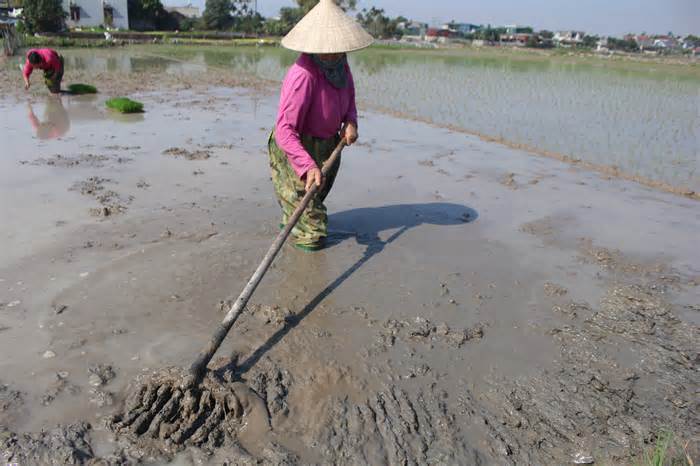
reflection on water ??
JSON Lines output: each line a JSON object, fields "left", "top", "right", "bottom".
{"left": 18, "top": 46, "right": 700, "bottom": 189}
{"left": 28, "top": 97, "right": 70, "bottom": 140}
{"left": 24, "top": 94, "right": 144, "bottom": 139}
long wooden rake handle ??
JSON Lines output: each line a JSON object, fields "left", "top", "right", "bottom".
{"left": 188, "top": 140, "right": 346, "bottom": 382}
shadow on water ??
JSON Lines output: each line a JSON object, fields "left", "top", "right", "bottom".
{"left": 235, "top": 202, "right": 478, "bottom": 374}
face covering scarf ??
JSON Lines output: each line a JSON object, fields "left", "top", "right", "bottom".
{"left": 310, "top": 54, "right": 348, "bottom": 89}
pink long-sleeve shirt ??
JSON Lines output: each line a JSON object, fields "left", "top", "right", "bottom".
{"left": 23, "top": 48, "right": 62, "bottom": 80}
{"left": 275, "top": 53, "right": 358, "bottom": 179}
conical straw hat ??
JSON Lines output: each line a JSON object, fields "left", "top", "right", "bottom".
{"left": 281, "top": 0, "right": 374, "bottom": 54}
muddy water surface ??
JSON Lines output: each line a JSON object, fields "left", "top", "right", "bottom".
{"left": 42, "top": 46, "right": 700, "bottom": 191}
{"left": 0, "top": 51, "right": 698, "bottom": 464}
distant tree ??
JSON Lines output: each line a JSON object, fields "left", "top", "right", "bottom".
{"left": 21, "top": 0, "right": 66, "bottom": 33}
{"left": 232, "top": 11, "right": 264, "bottom": 34}
{"left": 520, "top": 26, "right": 533, "bottom": 34}
{"left": 684, "top": 35, "right": 700, "bottom": 47}
{"left": 526, "top": 35, "right": 539, "bottom": 48}
{"left": 608, "top": 37, "right": 639, "bottom": 52}
{"left": 582, "top": 35, "right": 599, "bottom": 48}
{"left": 178, "top": 16, "right": 199, "bottom": 31}
{"left": 539, "top": 30, "right": 554, "bottom": 39}
{"left": 297, "top": 0, "right": 356, "bottom": 13}
{"left": 265, "top": 0, "right": 357, "bottom": 36}
{"left": 128, "top": 0, "right": 171, "bottom": 30}
{"left": 356, "top": 7, "right": 394, "bottom": 38}
{"left": 263, "top": 6, "right": 302, "bottom": 36}
{"left": 203, "top": 0, "right": 233, "bottom": 29}
{"left": 475, "top": 27, "right": 502, "bottom": 42}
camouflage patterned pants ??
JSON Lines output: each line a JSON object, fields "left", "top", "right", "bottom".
{"left": 268, "top": 131, "right": 342, "bottom": 247}
{"left": 43, "top": 55, "right": 64, "bottom": 94}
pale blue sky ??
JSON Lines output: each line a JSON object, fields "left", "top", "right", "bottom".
{"left": 165, "top": 0, "right": 700, "bottom": 36}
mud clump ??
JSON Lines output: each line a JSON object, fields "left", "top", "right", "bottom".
{"left": 41, "top": 373, "right": 82, "bottom": 406}
{"left": 23, "top": 153, "right": 111, "bottom": 168}
{"left": 544, "top": 281, "right": 568, "bottom": 297}
{"left": 70, "top": 177, "right": 133, "bottom": 217}
{"left": 373, "top": 317, "right": 484, "bottom": 352}
{"left": 88, "top": 364, "right": 116, "bottom": 387}
{"left": 500, "top": 172, "right": 519, "bottom": 189}
{"left": 1, "top": 422, "right": 95, "bottom": 465}
{"left": 162, "top": 147, "right": 212, "bottom": 161}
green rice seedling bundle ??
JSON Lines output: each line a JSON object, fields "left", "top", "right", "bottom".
{"left": 67, "top": 83, "right": 98, "bottom": 94}
{"left": 105, "top": 97, "right": 144, "bottom": 114}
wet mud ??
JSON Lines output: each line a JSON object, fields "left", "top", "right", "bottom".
{"left": 1, "top": 52, "right": 698, "bottom": 465}
{"left": 162, "top": 147, "right": 212, "bottom": 161}
{"left": 2, "top": 422, "right": 96, "bottom": 465}
{"left": 70, "top": 177, "right": 133, "bottom": 217}
{"left": 460, "top": 238, "right": 700, "bottom": 465}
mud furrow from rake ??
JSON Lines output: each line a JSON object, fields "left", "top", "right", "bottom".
{"left": 137, "top": 385, "right": 175, "bottom": 435}
{"left": 119, "top": 384, "right": 159, "bottom": 426}
{"left": 171, "top": 390, "right": 214, "bottom": 444}
{"left": 190, "top": 403, "right": 224, "bottom": 445}
{"left": 146, "top": 389, "right": 183, "bottom": 438}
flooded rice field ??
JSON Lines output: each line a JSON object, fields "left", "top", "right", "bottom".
{"left": 16, "top": 45, "right": 698, "bottom": 192}
{"left": 0, "top": 47, "right": 698, "bottom": 464}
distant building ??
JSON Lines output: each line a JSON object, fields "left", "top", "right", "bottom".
{"left": 505, "top": 24, "right": 532, "bottom": 35}
{"left": 398, "top": 21, "right": 428, "bottom": 41}
{"left": 652, "top": 36, "right": 679, "bottom": 50}
{"left": 596, "top": 36, "right": 610, "bottom": 53}
{"left": 442, "top": 22, "right": 480, "bottom": 36}
{"left": 425, "top": 27, "right": 455, "bottom": 43}
{"left": 628, "top": 34, "right": 680, "bottom": 51}
{"left": 500, "top": 25, "right": 534, "bottom": 44}
{"left": 626, "top": 34, "right": 653, "bottom": 50}
{"left": 63, "top": 0, "right": 129, "bottom": 29}
{"left": 164, "top": 4, "right": 200, "bottom": 18}
{"left": 553, "top": 30, "right": 585, "bottom": 46}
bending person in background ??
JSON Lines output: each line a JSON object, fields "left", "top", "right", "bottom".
{"left": 268, "top": 0, "right": 373, "bottom": 252}
{"left": 22, "top": 48, "right": 64, "bottom": 95}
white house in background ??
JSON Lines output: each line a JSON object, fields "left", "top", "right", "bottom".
{"left": 164, "top": 4, "right": 200, "bottom": 18}
{"left": 596, "top": 36, "right": 609, "bottom": 52}
{"left": 63, "top": 0, "right": 129, "bottom": 30}
{"left": 553, "top": 30, "right": 585, "bottom": 46}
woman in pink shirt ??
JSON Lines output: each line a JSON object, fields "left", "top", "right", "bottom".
{"left": 22, "top": 48, "right": 64, "bottom": 95}
{"left": 268, "top": 0, "right": 373, "bottom": 251}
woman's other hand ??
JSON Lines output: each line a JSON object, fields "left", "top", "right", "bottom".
{"left": 305, "top": 167, "right": 323, "bottom": 192}
{"left": 341, "top": 122, "right": 358, "bottom": 146}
